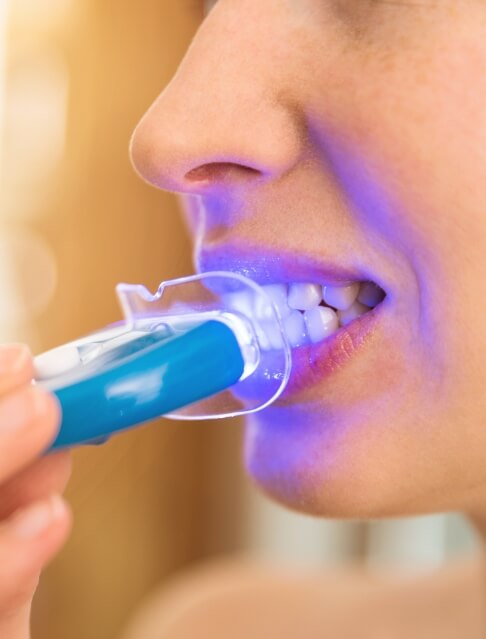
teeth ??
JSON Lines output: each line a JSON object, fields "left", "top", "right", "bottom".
{"left": 283, "top": 310, "right": 308, "bottom": 347}
{"left": 224, "top": 291, "right": 273, "bottom": 350}
{"left": 253, "top": 321, "right": 272, "bottom": 351}
{"left": 261, "top": 284, "right": 292, "bottom": 319}
{"left": 260, "top": 320, "right": 286, "bottom": 350}
{"left": 357, "top": 282, "right": 385, "bottom": 308}
{"left": 322, "top": 282, "right": 360, "bottom": 311}
{"left": 224, "top": 290, "right": 254, "bottom": 317}
{"left": 304, "top": 307, "right": 339, "bottom": 343}
{"left": 337, "top": 300, "right": 370, "bottom": 327}
{"left": 288, "top": 283, "right": 322, "bottom": 311}
{"left": 224, "top": 279, "right": 384, "bottom": 351}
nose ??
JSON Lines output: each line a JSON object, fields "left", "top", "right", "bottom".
{"left": 129, "top": 7, "right": 304, "bottom": 195}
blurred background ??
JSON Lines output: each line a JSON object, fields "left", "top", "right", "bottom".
{"left": 0, "top": 1, "right": 480, "bottom": 637}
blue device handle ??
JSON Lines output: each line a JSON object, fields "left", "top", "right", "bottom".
{"left": 48, "top": 320, "right": 245, "bottom": 450}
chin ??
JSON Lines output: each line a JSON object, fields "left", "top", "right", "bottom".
{"left": 243, "top": 402, "right": 459, "bottom": 520}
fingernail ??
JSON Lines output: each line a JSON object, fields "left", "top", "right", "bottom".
{"left": 0, "top": 386, "right": 47, "bottom": 432}
{"left": 0, "top": 344, "right": 30, "bottom": 375}
{"left": 9, "top": 495, "right": 66, "bottom": 539}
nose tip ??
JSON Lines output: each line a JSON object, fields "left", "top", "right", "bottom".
{"left": 130, "top": 107, "right": 301, "bottom": 195}
{"left": 130, "top": 80, "right": 304, "bottom": 196}
{"left": 129, "top": 5, "right": 305, "bottom": 196}
{"left": 129, "top": 118, "right": 197, "bottom": 192}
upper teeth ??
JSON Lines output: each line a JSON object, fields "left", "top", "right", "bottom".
{"left": 322, "top": 282, "right": 360, "bottom": 311}
{"left": 225, "top": 281, "right": 384, "bottom": 350}
{"left": 288, "top": 283, "right": 323, "bottom": 311}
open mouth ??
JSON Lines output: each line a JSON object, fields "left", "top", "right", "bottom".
{"left": 224, "top": 279, "right": 386, "bottom": 351}
{"left": 197, "top": 247, "right": 389, "bottom": 400}
{"left": 258, "top": 280, "right": 385, "bottom": 349}
{"left": 221, "top": 275, "right": 387, "bottom": 403}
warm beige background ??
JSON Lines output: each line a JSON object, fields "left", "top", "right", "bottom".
{"left": 0, "top": 2, "right": 245, "bottom": 638}
{"left": 0, "top": 2, "right": 478, "bottom": 638}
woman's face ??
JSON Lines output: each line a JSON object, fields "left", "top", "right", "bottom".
{"left": 130, "top": 1, "right": 486, "bottom": 518}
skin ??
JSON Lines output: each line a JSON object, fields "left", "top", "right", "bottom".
{"left": 127, "top": 0, "right": 486, "bottom": 634}
{"left": 0, "top": 345, "right": 71, "bottom": 639}
{"left": 3, "top": 0, "right": 486, "bottom": 635}
{"left": 130, "top": 0, "right": 486, "bottom": 521}
{"left": 120, "top": 558, "right": 486, "bottom": 639}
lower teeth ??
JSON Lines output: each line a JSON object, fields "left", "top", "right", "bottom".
{"left": 337, "top": 300, "right": 370, "bottom": 328}
{"left": 304, "top": 305, "right": 339, "bottom": 343}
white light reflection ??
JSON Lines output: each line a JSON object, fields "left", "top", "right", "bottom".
{"left": 0, "top": 227, "right": 57, "bottom": 324}
{"left": 10, "top": 0, "right": 75, "bottom": 32}
{"left": 0, "top": 0, "right": 9, "bottom": 179}
{"left": 2, "top": 47, "right": 69, "bottom": 197}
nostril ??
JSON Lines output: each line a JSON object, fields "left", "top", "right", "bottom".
{"left": 185, "top": 162, "right": 261, "bottom": 185}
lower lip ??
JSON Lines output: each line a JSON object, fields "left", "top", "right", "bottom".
{"left": 281, "top": 303, "right": 383, "bottom": 399}
{"left": 231, "top": 301, "right": 385, "bottom": 407}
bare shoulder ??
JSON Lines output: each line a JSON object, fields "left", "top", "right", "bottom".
{"left": 120, "top": 555, "right": 486, "bottom": 639}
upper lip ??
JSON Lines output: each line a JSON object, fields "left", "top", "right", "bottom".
{"left": 196, "top": 242, "right": 373, "bottom": 288}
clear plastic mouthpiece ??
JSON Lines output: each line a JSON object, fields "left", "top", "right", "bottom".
{"left": 116, "top": 271, "right": 292, "bottom": 419}
{"left": 36, "top": 272, "right": 292, "bottom": 449}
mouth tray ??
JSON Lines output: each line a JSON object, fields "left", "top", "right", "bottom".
{"left": 35, "top": 272, "right": 292, "bottom": 450}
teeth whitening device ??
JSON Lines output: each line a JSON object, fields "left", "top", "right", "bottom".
{"left": 35, "top": 272, "right": 292, "bottom": 450}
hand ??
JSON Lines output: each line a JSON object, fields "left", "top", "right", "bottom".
{"left": 0, "top": 344, "right": 72, "bottom": 639}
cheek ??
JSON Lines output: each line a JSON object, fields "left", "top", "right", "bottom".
{"left": 242, "top": 8, "right": 486, "bottom": 516}
{"left": 314, "top": 31, "right": 486, "bottom": 383}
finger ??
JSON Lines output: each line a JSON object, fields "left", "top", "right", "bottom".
{"left": 0, "top": 495, "right": 71, "bottom": 622}
{"left": 0, "top": 386, "right": 61, "bottom": 484}
{"left": 0, "top": 451, "right": 72, "bottom": 521}
{"left": 0, "top": 345, "right": 34, "bottom": 397}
